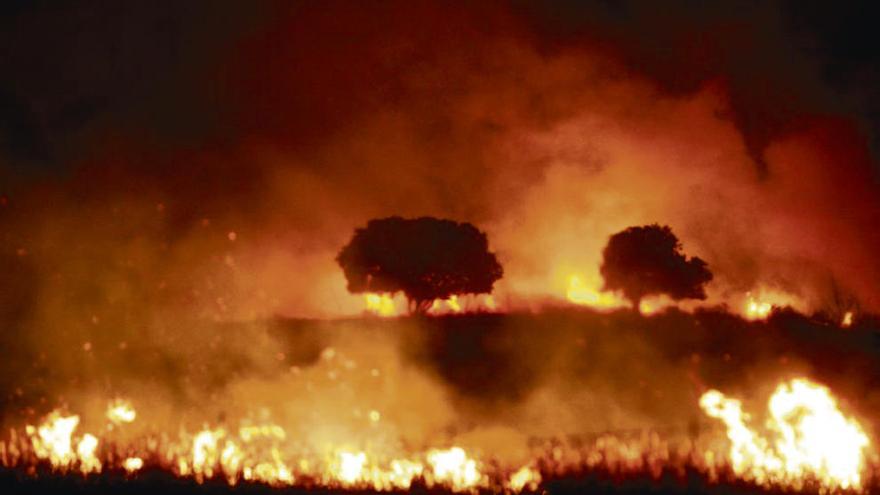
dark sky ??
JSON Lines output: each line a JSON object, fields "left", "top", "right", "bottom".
{"left": 1, "top": 0, "right": 878, "bottom": 181}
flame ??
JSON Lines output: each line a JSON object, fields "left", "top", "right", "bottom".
{"left": 842, "top": 311, "right": 854, "bottom": 328}
{"left": 26, "top": 412, "right": 80, "bottom": 468}
{"left": 192, "top": 428, "right": 224, "bottom": 479}
{"left": 426, "top": 447, "right": 482, "bottom": 490}
{"left": 76, "top": 434, "right": 101, "bottom": 474}
{"left": 639, "top": 300, "right": 657, "bottom": 316}
{"left": 123, "top": 456, "right": 144, "bottom": 473}
{"left": 364, "top": 293, "right": 398, "bottom": 317}
{"left": 336, "top": 451, "right": 367, "bottom": 484}
{"left": 700, "top": 378, "right": 870, "bottom": 491}
{"left": 741, "top": 289, "right": 806, "bottom": 321}
{"left": 4, "top": 380, "right": 875, "bottom": 493}
{"left": 507, "top": 465, "right": 541, "bottom": 492}
{"left": 744, "top": 295, "right": 773, "bottom": 320}
{"left": 565, "top": 274, "right": 625, "bottom": 310}
{"left": 106, "top": 399, "right": 136, "bottom": 424}
{"left": 366, "top": 292, "right": 495, "bottom": 316}
{"left": 447, "top": 296, "right": 461, "bottom": 312}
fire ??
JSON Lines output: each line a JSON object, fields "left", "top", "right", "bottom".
{"left": 123, "top": 456, "right": 144, "bottom": 473}
{"left": 364, "top": 293, "right": 398, "bottom": 317}
{"left": 639, "top": 299, "right": 658, "bottom": 316}
{"left": 842, "top": 311, "right": 854, "bottom": 328}
{"left": 336, "top": 451, "right": 367, "bottom": 484}
{"left": 192, "top": 428, "right": 224, "bottom": 479}
{"left": 26, "top": 412, "right": 80, "bottom": 469}
{"left": 431, "top": 295, "right": 462, "bottom": 313}
{"left": 106, "top": 399, "right": 136, "bottom": 424}
{"left": 700, "top": 378, "right": 870, "bottom": 491}
{"left": 742, "top": 289, "right": 807, "bottom": 321}
{"left": 366, "top": 293, "right": 496, "bottom": 316}
{"left": 507, "top": 465, "right": 541, "bottom": 492}
{"left": 75, "top": 434, "right": 101, "bottom": 474}
{"left": 566, "top": 274, "right": 625, "bottom": 310}
{"left": 387, "top": 459, "right": 424, "bottom": 489}
{"left": 3, "top": 380, "right": 875, "bottom": 493}
{"left": 426, "top": 447, "right": 482, "bottom": 490}
{"left": 744, "top": 295, "right": 773, "bottom": 320}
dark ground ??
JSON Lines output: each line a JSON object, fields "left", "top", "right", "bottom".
{"left": 0, "top": 465, "right": 840, "bottom": 495}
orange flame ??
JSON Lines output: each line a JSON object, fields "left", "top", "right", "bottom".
{"left": 700, "top": 378, "right": 870, "bottom": 491}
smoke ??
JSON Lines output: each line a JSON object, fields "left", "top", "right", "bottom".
{"left": 1, "top": 0, "right": 879, "bottom": 461}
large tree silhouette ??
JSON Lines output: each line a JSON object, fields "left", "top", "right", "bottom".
{"left": 337, "top": 216, "right": 503, "bottom": 313}
{"left": 600, "top": 224, "right": 712, "bottom": 308}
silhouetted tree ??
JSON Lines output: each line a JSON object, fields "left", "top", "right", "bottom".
{"left": 337, "top": 216, "right": 503, "bottom": 313}
{"left": 600, "top": 224, "right": 712, "bottom": 308}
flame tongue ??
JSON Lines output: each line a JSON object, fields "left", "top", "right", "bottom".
{"left": 700, "top": 378, "right": 870, "bottom": 491}
{"left": 4, "top": 376, "right": 874, "bottom": 493}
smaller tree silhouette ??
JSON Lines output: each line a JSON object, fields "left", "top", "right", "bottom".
{"left": 337, "top": 216, "right": 503, "bottom": 313}
{"left": 600, "top": 224, "right": 712, "bottom": 308}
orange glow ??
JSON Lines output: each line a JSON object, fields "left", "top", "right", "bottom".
{"left": 75, "top": 434, "right": 101, "bottom": 474}
{"left": 700, "top": 378, "right": 870, "bottom": 491}
{"left": 842, "top": 311, "right": 854, "bottom": 328}
{"left": 335, "top": 451, "right": 367, "bottom": 485}
{"left": 26, "top": 412, "right": 80, "bottom": 469}
{"left": 744, "top": 295, "right": 773, "bottom": 320}
{"left": 741, "top": 289, "right": 806, "bottom": 321}
{"left": 565, "top": 274, "right": 625, "bottom": 310}
{"left": 3, "top": 380, "right": 876, "bottom": 493}
{"left": 364, "top": 293, "right": 398, "bottom": 317}
{"left": 123, "top": 456, "right": 144, "bottom": 473}
{"left": 106, "top": 399, "right": 136, "bottom": 425}
{"left": 507, "top": 465, "right": 541, "bottom": 492}
{"left": 426, "top": 447, "right": 482, "bottom": 490}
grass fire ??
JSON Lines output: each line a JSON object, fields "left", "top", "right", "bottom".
{"left": 2, "top": 2, "right": 880, "bottom": 494}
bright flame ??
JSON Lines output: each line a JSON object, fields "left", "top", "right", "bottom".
{"left": 26, "top": 412, "right": 80, "bottom": 468}
{"left": 6, "top": 384, "right": 874, "bottom": 493}
{"left": 842, "top": 311, "right": 854, "bottom": 328}
{"left": 445, "top": 295, "right": 461, "bottom": 312}
{"left": 336, "top": 451, "right": 367, "bottom": 485}
{"left": 639, "top": 300, "right": 656, "bottom": 316}
{"left": 566, "top": 274, "right": 624, "bottom": 309}
{"left": 106, "top": 399, "right": 137, "bottom": 424}
{"left": 76, "top": 433, "right": 101, "bottom": 474}
{"left": 744, "top": 295, "right": 773, "bottom": 320}
{"left": 364, "top": 293, "right": 397, "bottom": 317}
{"left": 123, "top": 456, "right": 144, "bottom": 473}
{"left": 700, "top": 378, "right": 870, "bottom": 491}
{"left": 387, "top": 459, "right": 424, "bottom": 489}
{"left": 741, "top": 289, "right": 807, "bottom": 321}
{"left": 427, "top": 447, "right": 482, "bottom": 490}
{"left": 507, "top": 465, "right": 541, "bottom": 492}
{"left": 192, "top": 428, "right": 223, "bottom": 479}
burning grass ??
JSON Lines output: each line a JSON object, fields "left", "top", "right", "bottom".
{"left": 1, "top": 309, "right": 879, "bottom": 493}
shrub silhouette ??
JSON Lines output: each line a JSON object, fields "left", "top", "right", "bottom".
{"left": 600, "top": 224, "right": 712, "bottom": 308}
{"left": 337, "top": 216, "right": 503, "bottom": 313}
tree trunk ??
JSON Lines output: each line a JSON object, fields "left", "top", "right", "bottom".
{"left": 407, "top": 297, "right": 432, "bottom": 315}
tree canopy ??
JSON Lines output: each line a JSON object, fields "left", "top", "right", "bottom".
{"left": 336, "top": 216, "right": 503, "bottom": 313}
{"left": 600, "top": 224, "right": 713, "bottom": 307}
